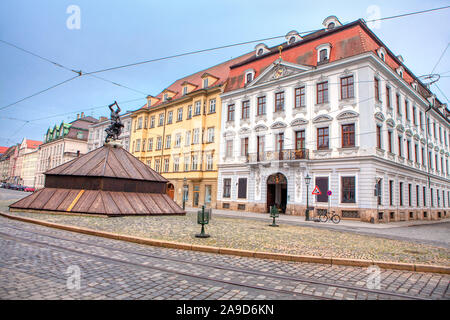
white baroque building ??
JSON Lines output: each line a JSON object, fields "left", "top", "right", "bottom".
{"left": 88, "top": 113, "right": 132, "bottom": 152}
{"left": 217, "top": 17, "right": 449, "bottom": 223}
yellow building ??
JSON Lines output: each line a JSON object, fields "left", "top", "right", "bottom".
{"left": 130, "top": 55, "right": 252, "bottom": 208}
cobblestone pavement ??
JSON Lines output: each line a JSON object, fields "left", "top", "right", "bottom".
{"left": 0, "top": 217, "right": 449, "bottom": 300}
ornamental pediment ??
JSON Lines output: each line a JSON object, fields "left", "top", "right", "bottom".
{"left": 313, "top": 114, "right": 333, "bottom": 123}
{"left": 337, "top": 110, "right": 359, "bottom": 120}
{"left": 413, "top": 134, "right": 420, "bottom": 141}
{"left": 434, "top": 146, "right": 439, "bottom": 152}
{"left": 223, "top": 131, "right": 235, "bottom": 138}
{"left": 254, "top": 124, "right": 269, "bottom": 132}
{"left": 270, "top": 121, "right": 288, "bottom": 129}
{"left": 239, "top": 127, "right": 251, "bottom": 135}
{"left": 439, "top": 149, "right": 444, "bottom": 155}
{"left": 290, "top": 118, "right": 308, "bottom": 127}
{"left": 386, "top": 118, "right": 395, "bottom": 128}
{"left": 374, "top": 112, "right": 385, "bottom": 122}
{"left": 248, "top": 60, "right": 312, "bottom": 87}
{"left": 405, "top": 129, "right": 413, "bottom": 137}
{"left": 396, "top": 124, "right": 405, "bottom": 133}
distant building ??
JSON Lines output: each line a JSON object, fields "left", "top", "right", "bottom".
{"left": 14, "top": 138, "right": 42, "bottom": 186}
{"left": 0, "top": 145, "right": 17, "bottom": 183}
{"left": 88, "top": 113, "right": 132, "bottom": 152}
{"left": 0, "top": 146, "right": 8, "bottom": 157}
{"left": 35, "top": 113, "right": 98, "bottom": 188}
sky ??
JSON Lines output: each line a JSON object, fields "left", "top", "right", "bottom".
{"left": 0, "top": 0, "right": 449, "bottom": 146}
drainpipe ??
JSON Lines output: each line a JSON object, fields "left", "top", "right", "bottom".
{"left": 425, "top": 102, "right": 432, "bottom": 219}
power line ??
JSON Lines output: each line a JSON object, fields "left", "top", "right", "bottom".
{"left": 84, "top": 6, "right": 450, "bottom": 76}
{"left": 431, "top": 42, "right": 450, "bottom": 74}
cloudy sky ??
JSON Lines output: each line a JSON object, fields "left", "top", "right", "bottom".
{"left": 0, "top": 0, "right": 449, "bottom": 146}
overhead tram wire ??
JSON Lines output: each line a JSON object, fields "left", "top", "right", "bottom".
{"left": 84, "top": 6, "right": 450, "bottom": 76}
{"left": 0, "top": 40, "right": 148, "bottom": 111}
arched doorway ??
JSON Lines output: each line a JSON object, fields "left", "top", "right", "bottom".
{"left": 166, "top": 183, "right": 175, "bottom": 200}
{"left": 267, "top": 173, "right": 287, "bottom": 213}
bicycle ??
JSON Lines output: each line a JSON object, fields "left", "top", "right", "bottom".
{"left": 318, "top": 210, "right": 341, "bottom": 224}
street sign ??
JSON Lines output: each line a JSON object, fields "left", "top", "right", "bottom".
{"left": 312, "top": 186, "right": 321, "bottom": 195}
{"left": 327, "top": 190, "right": 332, "bottom": 196}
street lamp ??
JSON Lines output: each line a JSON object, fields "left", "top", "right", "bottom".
{"left": 183, "top": 177, "right": 188, "bottom": 210}
{"left": 305, "top": 174, "right": 311, "bottom": 221}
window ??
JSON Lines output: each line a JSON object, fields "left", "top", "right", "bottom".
{"left": 399, "top": 182, "right": 404, "bottom": 206}
{"left": 407, "top": 140, "right": 411, "bottom": 160}
{"left": 209, "top": 99, "right": 216, "bottom": 113}
{"left": 408, "top": 184, "right": 412, "bottom": 207}
{"left": 223, "top": 179, "right": 231, "bottom": 198}
{"left": 319, "top": 49, "right": 328, "bottom": 62}
{"left": 203, "top": 78, "right": 208, "bottom": 88}
{"left": 295, "top": 87, "right": 306, "bottom": 108}
{"left": 207, "top": 127, "right": 215, "bottom": 143}
{"left": 191, "top": 155, "right": 198, "bottom": 171}
{"left": 423, "top": 186, "right": 427, "bottom": 206}
{"left": 374, "top": 78, "right": 380, "bottom": 102}
{"left": 155, "top": 159, "right": 161, "bottom": 172}
{"left": 412, "top": 106, "right": 417, "bottom": 125}
{"left": 257, "top": 136, "right": 265, "bottom": 161}
{"left": 144, "top": 117, "right": 148, "bottom": 129}
{"left": 388, "top": 130, "right": 393, "bottom": 153}
{"left": 295, "top": 130, "right": 305, "bottom": 150}
{"left": 150, "top": 116, "right": 155, "bottom": 128}
{"left": 386, "top": 86, "right": 391, "bottom": 108}
{"left": 187, "top": 105, "right": 192, "bottom": 119}
{"left": 342, "top": 124, "right": 355, "bottom": 148}
{"left": 175, "top": 134, "right": 181, "bottom": 148}
{"left": 241, "top": 138, "right": 249, "bottom": 157}
{"left": 276, "top": 133, "right": 284, "bottom": 152}
{"left": 421, "top": 147, "right": 425, "bottom": 165}
{"left": 376, "top": 179, "right": 382, "bottom": 205}
{"left": 431, "top": 188, "right": 434, "bottom": 207}
{"left": 317, "top": 82, "right": 328, "bottom": 104}
{"left": 317, "top": 127, "right": 329, "bottom": 150}
{"left": 398, "top": 136, "right": 403, "bottom": 157}
{"left": 137, "top": 117, "right": 143, "bottom": 129}
{"left": 376, "top": 125, "right": 382, "bottom": 149}
{"left": 194, "top": 101, "right": 201, "bottom": 115}
{"left": 167, "top": 111, "right": 173, "bottom": 124}
{"left": 192, "top": 129, "right": 200, "bottom": 144}
{"left": 416, "top": 185, "right": 420, "bottom": 207}
{"left": 142, "top": 138, "right": 146, "bottom": 152}
{"left": 275, "top": 92, "right": 285, "bottom": 112}
{"left": 389, "top": 180, "right": 394, "bottom": 206}
{"left": 206, "top": 154, "right": 213, "bottom": 170}
{"left": 156, "top": 137, "right": 162, "bottom": 150}
{"left": 340, "top": 76, "right": 354, "bottom": 99}
{"left": 135, "top": 139, "right": 141, "bottom": 152}
{"left": 316, "top": 177, "right": 329, "bottom": 203}
{"left": 341, "top": 177, "right": 356, "bottom": 203}
{"left": 159, "top": 114, "right": 164, "bottom": 126}
{"left": 257, "top": 96, "right": 266, "bottom": 115}
{"left": 405, "top": 100, "right": 409, "bottom": 121}
{"left": 185, "top": 131, "right": 191, "bottom": 147}
{"left": 226, "top": 140, "right": 233, "bottom": 158}
{"left": 238, "top": 178, "right": 247, "bottom": 199}
{"left": 420, "top": 111, "right": 424, "bottom": 130}
{"left": 165, "top": 135, "right": 171, "bottom": 149}
{"left": 242, "top": 100, "right": 250, "bottom": 119}
{"left": 414, "top": 144, "right": 418, "bottom": 163}
{"left": 396, "top": 93, "right": 400, "bottom": 114}
{"left": 183, "top": 86, "right": 188, "bottom": 95}
{"left": 173, "top": 157, "right": 179, "bottom": 172}
{"left": 246, "top": 72, "right": 253, "bottom": 83}
{"left": 184, "top": 156, "right": 189, "bottom": 171}
{"left": 177, "top": 108, "right": 183, "bottom": 121}
{"left": 164, "top": 93, "right": 168, "bottom": 101}
{"left": 163, "top": 158, "right": 169, "bottom": 172}
{"left": 227, "top": 104, "right": 235, "bottom": 121}
{"left": 148, "top": 138, "right": 153, "bottom": 151}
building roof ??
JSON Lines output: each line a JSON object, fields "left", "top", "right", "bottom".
{"left": 137, "top": 51, "right": 255, "bottom": 111}
{"left": 0, "top": 146, "right": 8, "bottom": 155}
{"left": 25, "top": 140, "right": 42, "bottom": 149}
{"left": 45, "top": 143, "right": 167, "bottom": 182}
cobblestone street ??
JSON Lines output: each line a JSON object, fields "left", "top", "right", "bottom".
{"left": 1, "top": 217, "right": 449, "bottom": 300}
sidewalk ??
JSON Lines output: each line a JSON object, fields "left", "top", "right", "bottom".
{"left": 185, "top": 206, "right": 449, "bottom": 230}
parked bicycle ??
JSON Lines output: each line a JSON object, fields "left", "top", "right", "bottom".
{"left": 318, "top": 210, "right": 341, "bottom": 224}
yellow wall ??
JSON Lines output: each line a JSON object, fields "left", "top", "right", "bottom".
{"left": 130, "top": 86, "right": 223, "bottom": 208}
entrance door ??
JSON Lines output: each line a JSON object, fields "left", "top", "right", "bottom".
{"left": 193, "top": 185, "right": 200, "bottom": 207}
{"left": 166, "top": 183, "right": 175, "bottom": 200}
{"left": 266, "top": 173, "right": 288, "bottom": 213}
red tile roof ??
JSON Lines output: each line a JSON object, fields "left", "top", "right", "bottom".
{"left": 140, "top": 51, "right": 255, "bottom": 110}
{"left": 26, "top": 140, "right": 42, "bottom": 149}
{"left": 0, "top": 146, "right": 8, "bottom": 154}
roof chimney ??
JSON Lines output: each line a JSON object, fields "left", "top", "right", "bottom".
{"left": 81, "top": 112, "right": 85, "bottom": 118}
{"left": 76, "top": 114, "right": 79, "bottom": 119}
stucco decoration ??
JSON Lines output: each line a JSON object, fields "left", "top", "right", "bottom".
{"left": 312, "top": 114, "right": 333, "bottom": 123}
{"left": 270, "top": 121, "right": 288, "bottom": 129}
{"left": 290, "top": 118, "right": 309, "bottom": 127}
{"left": 374, "top": 112, "right": 385, "bottom": 122}
{"left": 337, "top": 110, "right": 359, "bottom": 120}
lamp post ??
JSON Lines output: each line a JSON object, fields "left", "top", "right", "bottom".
{"left": 305, "top": 174, "right": 311, "bottom": 221}
{"left": 183, "top": 177, "right": 187, "bottom": 210}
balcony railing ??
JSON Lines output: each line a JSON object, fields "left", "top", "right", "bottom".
{"left": 246, "top": 149, "right": 309, "bottom": 163}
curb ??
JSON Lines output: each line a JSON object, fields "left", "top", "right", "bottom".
{"left": 1, "top": 212, "right": 449, "bottom": 275}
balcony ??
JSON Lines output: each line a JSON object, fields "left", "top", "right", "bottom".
{"left": 247, "top": 149, "right": 309, "bottom": 163}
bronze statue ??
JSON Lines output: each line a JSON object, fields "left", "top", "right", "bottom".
{"left": 105, "top": 101, "right": 124, "bottom": 143}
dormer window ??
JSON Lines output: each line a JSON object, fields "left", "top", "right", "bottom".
{"left": 244, "top": 69, "right": 255, "bottom": 84}
{"left": 255, "top": 43, "right": 269, "bottom": 57}
{"left": 203, "top": 78, "right": 208, "bottom": 88}
{"left": 322, "top": 16, "right": 342, "bottom": 31}
{"left": 183, "top": 86, "right": 188, "bottom": 95}
{"left": 412, "top": 82, "right": 418, "bottom": 91}
{"left": 397, "top": 66, "right": 405, "bottom": 79}
{"left": 316, "top": 43, "right": 331, "bottom": 64}
{"left": 164, "top": 93, "right": 168, "bottom": 101}
{"left": 285, "top": 30, "right": 302, "bottom": 45}
{"left": 377, "top": 47, "right": 387, "bottom": 62}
